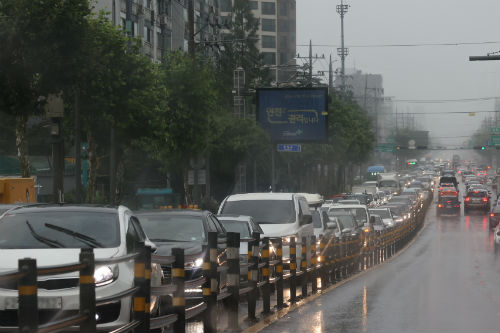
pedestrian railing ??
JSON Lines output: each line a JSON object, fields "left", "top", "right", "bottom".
{"left": 0, "top": 193, "right": 432, "bottom": 333}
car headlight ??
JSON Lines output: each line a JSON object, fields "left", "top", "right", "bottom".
{"left": 94, "top": 266, "right": 116, "bottom": 287}
{"left": 185, "top": 257, "right": 204, "bottom": 268}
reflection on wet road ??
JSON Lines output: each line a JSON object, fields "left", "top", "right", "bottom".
{"left": 258, "top": 200, "right": 500, "bottom": 333}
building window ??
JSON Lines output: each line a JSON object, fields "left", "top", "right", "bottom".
{"left": 262, "top": 35, "right": 276, "bottom": 48}
{"left": 261, "top": 2, "right": 276, "bottom": 15}
{"left": 262, "top": 52, "right": 276, "bottom": 65}
{"left": 261, "top": 19, "right": 275, "bottom": 32}
{"left": 279, "top": 36, "right": 287, "bottom": 49}
{"left": 249, "top": 1, "right": 258, "bottom": 10}
{"left": 277, "top": 20, "right": 288, "bottom": 32}
{"left": 280, "top": 52, "right": 287, "bottom": 65}
{"left": 144, "top": 26, "right": 151, "bottom": 43}
{"left": 220, "top": 0, "right": 232, "bottom": 12}
{"left": 279, "top": 2, "right": 287, "bottom": 16}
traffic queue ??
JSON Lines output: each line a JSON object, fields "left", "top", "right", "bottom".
{"left": 0, "top": 168, "right": 435, "bottom": 332}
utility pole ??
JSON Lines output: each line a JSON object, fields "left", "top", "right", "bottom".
{"left": 296, "top": 40, "right": 324, "bottom": 86}
{"left": 328, "top": 54, "right": 333, "bottom": 91}
{"left": 336, "top": 0, "right": 349, "bottom": 93}
{"left": 233, "top": 67, "right": 247, "bottom": 193}
{"left": 188, "top": 0, "right": 195, "bottom": 58}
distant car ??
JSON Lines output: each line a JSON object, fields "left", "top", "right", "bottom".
{"left": 489, "top": 204, "right": 500, "bottom": 228}
{"left": 437, "top": 194, "right": 460, "bottom": 216}
{"left": 310, "top": 209, "right": 333, "bottom": 240}
{"left": 0, "top": 205, "right": 163, "bottom": 331}
{"left": 464, "top": 189, "right": 490, "bottom": 214}
{"left": 369, "top": 208, "right": 395, "bottom": 227}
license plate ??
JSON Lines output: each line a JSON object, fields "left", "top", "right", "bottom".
{"left": 4, "top": 297, "right": 62, "bottom": 310}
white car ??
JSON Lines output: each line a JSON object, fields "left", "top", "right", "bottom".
{"left": 218, "top": 192, "right": 314, "bottom": 267}
{"left": 0, "top": 205, "right": 162, "bottom": 331}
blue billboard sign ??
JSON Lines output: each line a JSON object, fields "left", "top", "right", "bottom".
{"left": 257, "top": 88, "right": 328, "bottom": 142}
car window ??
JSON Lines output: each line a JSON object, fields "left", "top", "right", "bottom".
{"left": 221, "top": 199, "right": 295, "bottom": 224}
{"left": 311, "top": 211, "right": 323, "bottom": 228}
{"left": 219, "top": 220, "right": 250, "bottom": 238}
{"left": 137, "top": 214, "right": 206, "bottom": 242}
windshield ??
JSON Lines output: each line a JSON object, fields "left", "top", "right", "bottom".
{"left": 221, "top": 200, "right": 295, "bottom": 224}
{"left": 379, "top": 180, "right": 397, "bottom": 188}
{"left": 334, "top": 215, "right": 356, "bottom": 229}
{"left": 311, "top": 211, "right": 323, "bottom": 228}
{"left": 219, "top": 220, "right": 251, "bottom": 238}
{"left": 138, "top": 214, "right": 206, "bottom": 242}
{"left": 0, "top": 211, "right": 119, "bottom": 249}
{"left": 369, "top": 209, "right": 391, "bottom": 219}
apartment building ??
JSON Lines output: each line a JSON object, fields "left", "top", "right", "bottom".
{"left": 95, "top": 0, "right": 221, "bottom": 61}
{"left": 220, "top": 0, "right": 296, "bottom": 84}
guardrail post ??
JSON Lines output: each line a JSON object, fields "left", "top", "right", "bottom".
{"left": 203, "top": 232, "right": 217, "bottom": 333}
{"left": 227, "top": 232, "right": 240, "bottom": 331}
{"left": 18, "top": 258, "right": 37, "bottom": 333}
{"left": 289, "top": 237, "right": 296, "bottom": 303}
{"left": 311, "top": 235, "right": 317, "bottom": 294}
{"left": 261, "top": 237, "right": 271, "bottom": 314}
{"left": 319, "top": 236, "right": 327, "bottom": 288}
{"left": 134, "top": 242, "right": 149, "bottom": 333}
{"left": 301, "top": 236, "right": 307, "bottom": 298}
{"left": 79, "top": 248, "right": 96, "bottom": 333}
{"left": 247, "top": 232, "right": 260, "bottom": 320}
{"left": 275, "top": 237, "right": 284, "bottom": 309}
{"left": 172, "top": 248, "right": 185, "bottom": 333}
{"left": 144, "top": 245, "right": 152, "bottom": 331}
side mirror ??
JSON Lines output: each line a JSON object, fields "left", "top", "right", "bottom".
{"left": 145, "top": 239, "right": 157, "bottom": 252}
{"left": 326, "top": 222, "right": 337, "bottom": 229}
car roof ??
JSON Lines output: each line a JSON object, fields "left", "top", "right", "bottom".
{"left": 5, "top": 204, "right": 120, "bottom": 214}
{"left": 136, "top": 209, "right": 206, "bottom": 217}
{"left": 225, "top": 193, "right": 297, "bottom": 201}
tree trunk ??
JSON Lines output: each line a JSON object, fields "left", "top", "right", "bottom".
{"left": 87, "top": 132, "right": 99, "bottom": 203}
{"left": 183, "top": 166, "right": 191, "bottom": 207}
{"left": 15, "top": 114, "right": 30, "bottom": 178}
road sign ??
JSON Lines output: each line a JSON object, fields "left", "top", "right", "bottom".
{"left": 375, "top": 143, "right": 394, "bottom": 152}
{"left": 491, "top": 135, "right": 500, "bottom": 146}
{"left": 491, "top": 128, "right": 500, "bottom": 134}
{"left": 277, "top": 144, "right": 302, "bottom": 152}
{"left": 408, "top": 139, "right": 416, "bottom": 150}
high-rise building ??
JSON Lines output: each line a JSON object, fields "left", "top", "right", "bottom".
{"left": 94, "top": 0, "right": 221, "bottom": 61}
{"left": 219, "top": 0, "right": 296, "bottom": 84}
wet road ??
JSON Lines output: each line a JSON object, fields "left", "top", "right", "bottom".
{"left": 256, "top": 191, "right": 500, "bottom": 333}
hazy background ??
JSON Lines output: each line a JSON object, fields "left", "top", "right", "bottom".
{"left": 297, "top": 0, "right": 500, "bottom": 147}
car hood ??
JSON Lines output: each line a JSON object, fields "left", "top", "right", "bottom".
{"left": 154, "top": 241, "right": 203, "bottom": 256}
{"left": 0, "top": 248, "right": 120, "bottom": 271}
{"left": 259, "top": 223, "right": 300, "bottom": 238}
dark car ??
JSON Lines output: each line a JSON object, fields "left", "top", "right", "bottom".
{"left": 437, "top": 195, "right": 460, "bottom": 216}
{"left": 136, "top": 209, "right": 227, "bottom": 302}
{"left": 464, "top": 189, "right": 490, "bottom": 214}
{"left": 489, "top": 204, "right": 500, "bottom": 228}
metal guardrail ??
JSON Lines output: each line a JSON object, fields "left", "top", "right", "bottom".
{"left": 0, "top": 194, "right": 432, "bottom": 333}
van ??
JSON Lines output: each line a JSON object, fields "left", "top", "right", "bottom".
{"left": 377, "top": 173, "right": 401, "bottom": 195}
{"left": 218, "top": 193, "right": 314, "bottom": 266}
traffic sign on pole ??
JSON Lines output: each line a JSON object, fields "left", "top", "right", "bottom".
{"left": 277, "top": 144, "right": 302, "bottom": 152}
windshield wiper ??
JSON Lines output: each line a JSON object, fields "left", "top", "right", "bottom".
{"left": 26, "top": 221, "right": 64, "bottom": 248}
{"left": 44, "top": 223, "right": 104, "bottom": 248}
{"left": 149, "top": 238, "right": 189, "bottom": 242}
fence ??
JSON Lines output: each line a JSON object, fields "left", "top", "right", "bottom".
{"left": 0, "top": 194, "right": 431, "bottom": 333}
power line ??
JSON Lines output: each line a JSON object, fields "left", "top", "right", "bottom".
{"left": 392, "top": 97, "right": 498, "bottom": 103}
{"left": 297, "top": 41, "right": 500, "bottom": 48}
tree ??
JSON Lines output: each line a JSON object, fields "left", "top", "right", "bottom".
{"left": 0, "top": 0, "right": 90, "bottom": 177}
{"left": 140, "top": 51, "right": 219, "bottom": 205}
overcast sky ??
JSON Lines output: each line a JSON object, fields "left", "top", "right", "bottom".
{"left": 297, "top": 0, "right": 500, "bottom": 148}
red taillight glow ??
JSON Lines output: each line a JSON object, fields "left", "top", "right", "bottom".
{"left": 490, "top": 213, "right": 495, "bottom": 217}
{"left": 465, "top": 197, "right": 470, "bottom": 202}
{"left": 454, "top": 205, "right": 460, "bottom": 208}
{"left": 438, "top": 204, "right": 444, "bottom": 208}
{"left": 482, "top": 197, "right": 489, "bottom": 202}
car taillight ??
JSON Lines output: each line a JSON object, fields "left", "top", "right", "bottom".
{"left": 482, "top": 197, "right": 489, "bottom": 202}
{"left": 490, "top": 213, "right": 495, "bottom": 217}
{"left": 454, "top": 205, "right": 460, "bottom": 208}
{"left": 438, "top": 204, "right": 443, "bottom": 208}
{"left": 465, "top": 197, "right": 470, "bottom": 202}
